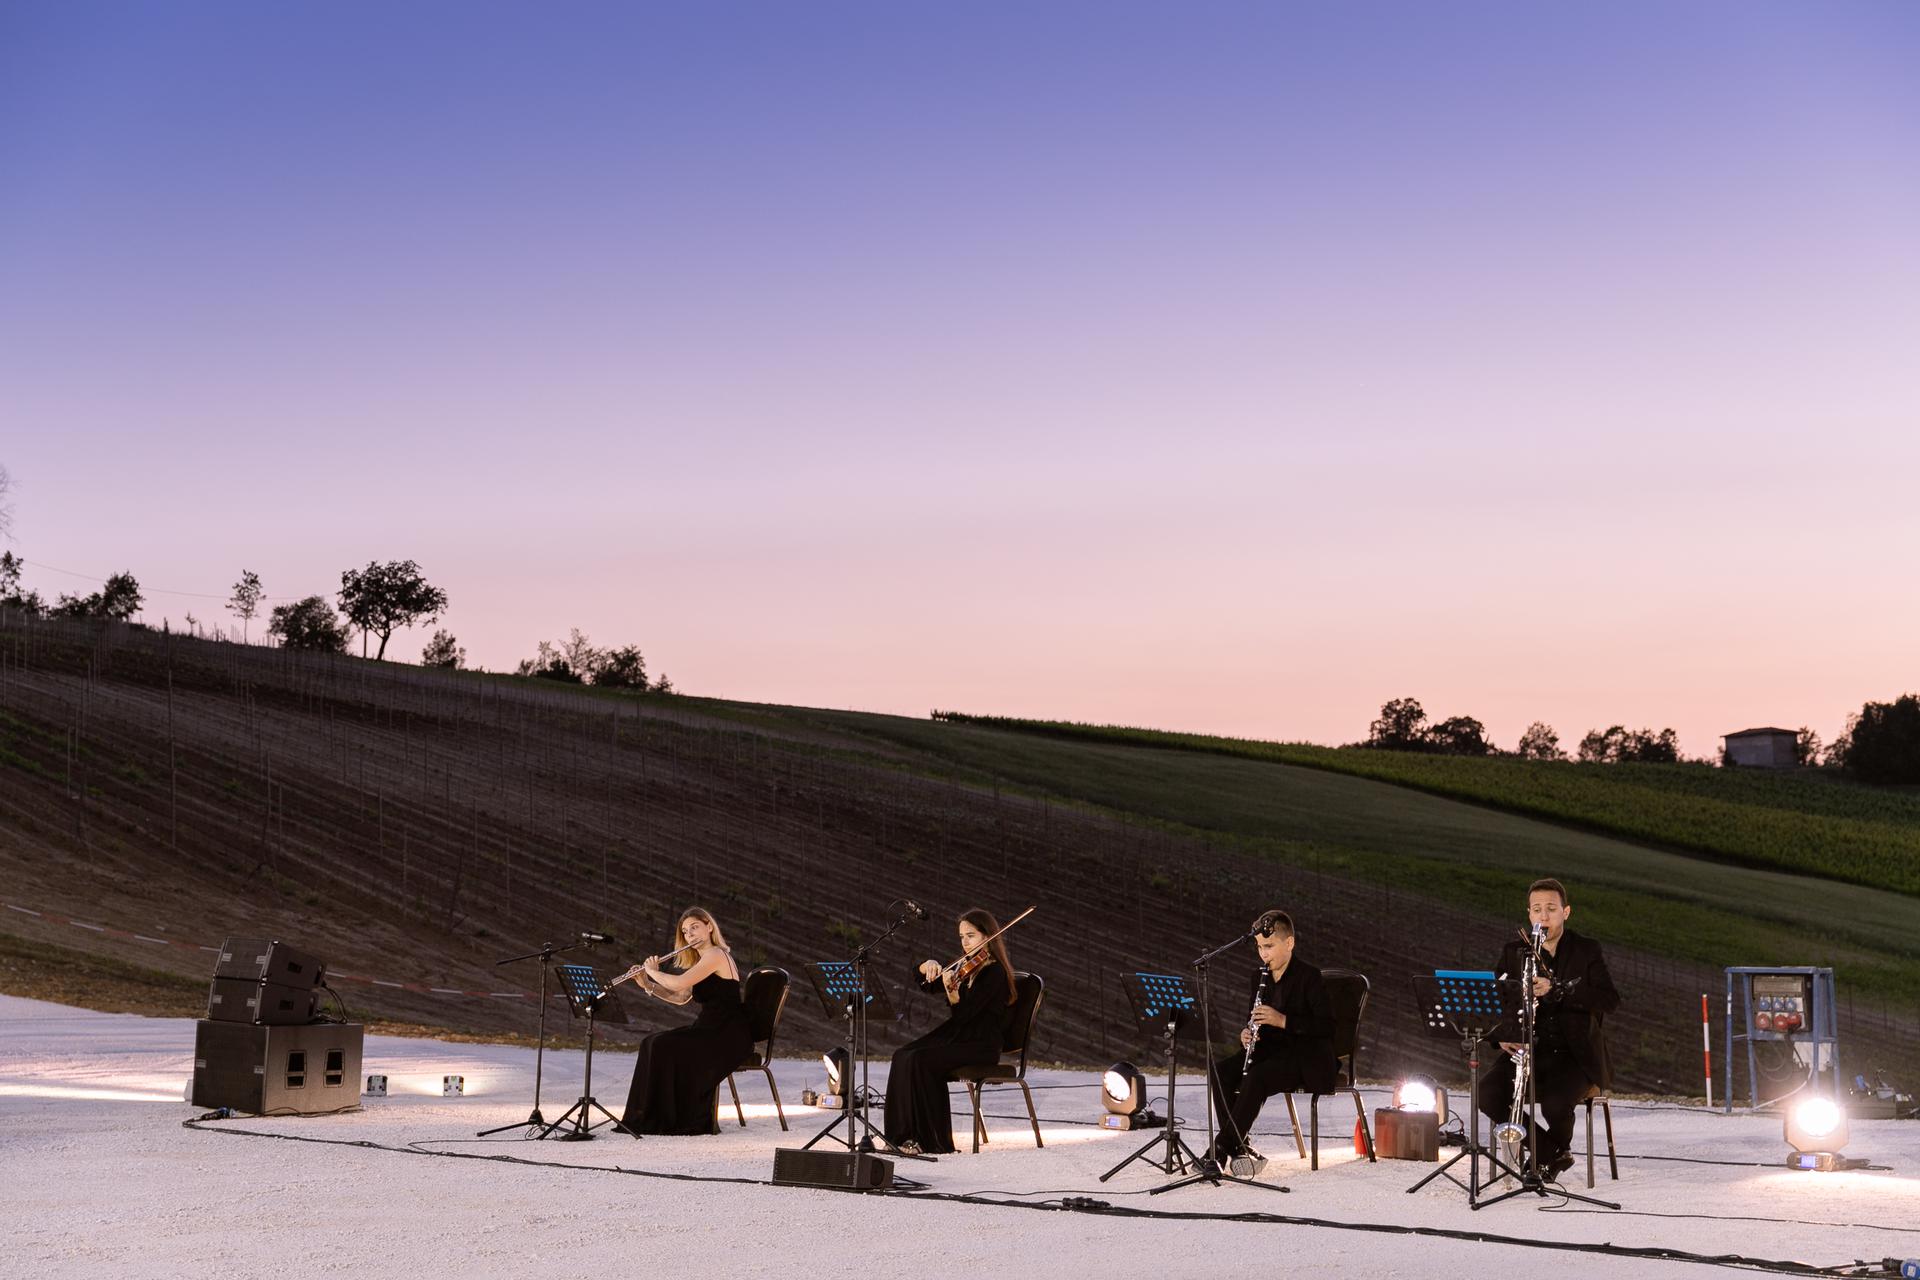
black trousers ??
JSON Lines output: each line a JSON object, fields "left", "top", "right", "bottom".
{"left": 1476, "top": 1047, "right": 1591, "bottom": 1160}
{"left": 883, "top": 1036, "right": 999, "bottom": 1155}
{"left": 1208, "top": 1049, "right": 1336, "bottom": 1157}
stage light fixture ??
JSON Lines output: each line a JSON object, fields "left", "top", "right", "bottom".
{"left": 1099, "top": 1061, "right": 1160, "bottom": 1130}
{"left": 822, "top": 1048, "right": 850, "bottom": 1099}
{"left": 1393, "top": 1074, "right": 1448, "bottom": 1123}
{"left": 364, "top": 1074, "right": 388, "bottom": 1098}
{"left": 1784, "top": 1096, "right": 1850, "bottom": 1170}
{"left": 442, "top": 1075, "right": 465, "bottom": 1097}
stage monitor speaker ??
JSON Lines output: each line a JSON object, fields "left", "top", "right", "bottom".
{"left": 771, "top": 1148, "right": 894, "bottom": 1190}
{"left": 191, "top": 1020, "right": 363, "bottom": 1115}
{"left": 206, "top": 977, "right": 318, "bottom": 1025}
{"left": 214, "top": 937, "right": 326, "bottom": 988}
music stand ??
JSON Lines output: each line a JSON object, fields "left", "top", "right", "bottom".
{"left": 798, "top": 960, "right": 915, "bottom": 1156}
{"left": 1101, "top": 972, "right": 1212, "bottom": 1185}
{"left": 1406, "top": 969, "right": 1525, "bottom": 1204}
{"left": 535, "top": 963, "right": 632, "bottom": 1141}
{"left": 1472, "top": 944, "right": 1618, "bottom": 1212}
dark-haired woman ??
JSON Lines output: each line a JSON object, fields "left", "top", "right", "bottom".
{"left": 883, "top": 908, "right": 1017, "bottom": 1155}
{"left": 616, "top": 907, "right": 752, "bottom": 1136}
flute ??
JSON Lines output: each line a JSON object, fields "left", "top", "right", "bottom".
{"left": 608, "top": 942, "right": 695, "bottom": 1004}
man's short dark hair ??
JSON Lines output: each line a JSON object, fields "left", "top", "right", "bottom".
{"left": 1253, "top": 909, "right": 1295, "bottom": 939}
{"left": 1528, "top": 878, "right": 1569, "bottom": 907}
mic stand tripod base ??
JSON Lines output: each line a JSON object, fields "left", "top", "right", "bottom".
{"left": 1149, "top": 1155, "right": 1289, "bottom": 1195}
{"left": 1473, "top": 1160, "right": 1619, "bottom": 1212}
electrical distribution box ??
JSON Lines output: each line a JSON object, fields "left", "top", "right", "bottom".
{"left": 1723, "top": 967, "right": 1838, "bottom": 1111}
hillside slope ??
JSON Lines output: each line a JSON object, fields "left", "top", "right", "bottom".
{"left": 2, "top": 612, "right": 1914, "bottom": 1094}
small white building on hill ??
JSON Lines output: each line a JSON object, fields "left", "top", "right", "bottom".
{"left": 1722, "top": 726, "right": 1798, "bottom": 768}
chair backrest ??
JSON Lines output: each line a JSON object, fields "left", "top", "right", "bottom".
{"left": 1001, "top": 972, "right": 1045, "bottom": 1076}
{"left": 1321, "top": 968, "right": 1370, "bottom": 1085}
{"left": 740, "top": 967, "right": 790, "bottom": 1051}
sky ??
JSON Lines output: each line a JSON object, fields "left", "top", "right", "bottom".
{"left": 2, "top": 2, "right": 1917, "bottom": 756}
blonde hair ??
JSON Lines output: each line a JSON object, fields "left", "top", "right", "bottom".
{"left": 672, "top": 907, "right": 729, "bottom": 970}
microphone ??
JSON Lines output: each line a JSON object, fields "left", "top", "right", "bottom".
{"left": 903, "top": 900, "right": 929, "bottom": 921}
{"left": 580, "top": 932, "right": 617, "bottom": 944}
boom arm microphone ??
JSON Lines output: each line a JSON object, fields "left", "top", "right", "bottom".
{"left": 580, "top": 932, "right": 617, "bottom": 944}
{"left": 902, "top": 900, "right": 929, "bottom": 921}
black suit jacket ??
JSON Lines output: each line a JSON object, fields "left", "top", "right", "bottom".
{"left": 1243, "top": 959, "right": 1339, "bottom": 1089}
{"left": 1495, "top": 927, "right": 1620, "bottom": 1086}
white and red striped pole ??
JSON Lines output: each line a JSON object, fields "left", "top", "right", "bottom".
{"left": 1701, "top": 993, "right": 1713, "bottom": 1108}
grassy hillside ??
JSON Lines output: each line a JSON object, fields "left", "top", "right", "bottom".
{"left": 725, "top": 706, "right": 1920, "bottom": 1018}
{"left": 3, "top": 613, "right": 1915, "bottom": 1088}
{"left": 921, "top": 715, "right": 1920, "bottom": 896}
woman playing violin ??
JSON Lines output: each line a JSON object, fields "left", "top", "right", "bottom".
{"left": 617, "top": 907, "right": 753, "bottom": 1136}
{"left": 883, "top": 908, "right": 1017, "bottom": 1155}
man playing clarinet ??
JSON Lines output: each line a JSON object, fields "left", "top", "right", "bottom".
{"left": 1207, "top": 909, "right": 1339, "bottom": 1163}
{"left": 1478, "top": 877, "right": 1621, "bottom": 1181}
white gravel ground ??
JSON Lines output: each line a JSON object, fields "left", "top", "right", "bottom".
{"left": 3, "top": 995, "right": 1917, "bottom": 1279}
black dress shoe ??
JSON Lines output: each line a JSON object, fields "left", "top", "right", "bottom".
{"left": 1541, "top": 1151, "right": 1575, "bottom": 1182}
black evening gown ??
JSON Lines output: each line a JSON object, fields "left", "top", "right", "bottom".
{"left": 620, "top": 972, "right": 753, "bottom": 1136}
{"left": 883, "top": 963, "right": 1014, "bottom": 1154}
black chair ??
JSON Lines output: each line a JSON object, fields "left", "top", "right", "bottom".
{"left": 950, "top": 972, "right": 1045, "bottom": 1154}
{"left": 1579, "top": 1022, "right": 1619, "bottom": 1188}
{"left": 1279, "top": 968, "right": 1377, "bottom": 1170}
{"left": 722, "top": 966, "right": 791, "bottom": 1131}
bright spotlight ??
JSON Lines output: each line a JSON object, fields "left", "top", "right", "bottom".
{"left": 1393, "top": 1075, "right": 1447, "bottom": 1122}
{"left": 821, "top": 1048, "right": 850, "bottom": 1099}
{"left": 1784, "top": 1096, "right": 1851, "bottom": 1170}
{"left": 1099, "top": 1062, "right": 1160, "bottom": 1130}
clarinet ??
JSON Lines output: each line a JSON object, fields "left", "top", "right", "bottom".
{"left": 1226, "top": 964, "right": 1271, "bottom": 1174}
{"left": 1240, "top": 965, "right": 1269, "bottom": 1086}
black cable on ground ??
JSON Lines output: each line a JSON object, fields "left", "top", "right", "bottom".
{"left": 179, "top": 1115, "right": 1907, "bottom": 1276}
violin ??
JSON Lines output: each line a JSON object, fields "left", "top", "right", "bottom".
{"left": 936, "top": 906, "right": 1036, "bottom": 987}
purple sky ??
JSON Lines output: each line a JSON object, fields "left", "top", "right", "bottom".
{"left": 3, "top": 2, "right": 1917, "bottom": 755}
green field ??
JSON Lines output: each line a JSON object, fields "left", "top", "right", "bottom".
{"left": 918, "top": 714, "right": 1920, "bottom": 897}
{"left": 723, "top": 704, "right": 1920, "bottom": 1017}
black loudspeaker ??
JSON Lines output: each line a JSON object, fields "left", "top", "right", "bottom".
{"left": 214, "top": 938, "right": 326, "bottom": 987}
{"left": 771, "top": 1148, "right": 894, "bottom": 1190}
{"left": 191, "top": 1020, "right": 364, "bottom": 1115}
{"left": 206, "top": 977, "right": 318, "bottom": 1025}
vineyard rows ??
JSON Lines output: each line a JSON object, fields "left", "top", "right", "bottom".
{"left": 3, "top": 612, "right": 1915, "bottom": 1090}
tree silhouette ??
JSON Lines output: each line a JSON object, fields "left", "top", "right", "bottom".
{"left": 1794, "top": 726, "right": 1823, "bottom": 768}
{"left": 1427, "top": 715, "right": 1493, "bottom": 756}
{"left": 1367, "top": 697, "right": 1430, "bottom": 750}
{"left": 594, "top": 644, "right": 648, "bottom": 689}
{"left": 0, "top": 551, "right": 43, "bottom": 615}
{"left": 53, "top": 571, "right": 143, "bottom": 622}
{"left": 268, "top": 595, "right": 350, "bottom": 652}
{"left": 229, "top": 570, "right": 264, "bottom": 643}
{"left": 1578, "top": 725, "right": 1679, "bottom": 764}
{"left": 420, "top": 629, "right": 466, "bottom": 669}
{"left": 338, "top": 560, "right": 448, "bottom": 660}
{"left": 1836, "top": 695, "right": 1920, "bottom": 784}
{"left": 1516, "top": 722, "right": 1566, "bottom": 760}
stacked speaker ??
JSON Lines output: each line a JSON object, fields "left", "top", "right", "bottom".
{"left": 190, "top": 937, "right": 364, "bottom": 1116}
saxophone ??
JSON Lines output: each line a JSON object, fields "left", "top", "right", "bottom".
{"left": 1494, "top": 928, "right": 1547, "bottom": 1170}
{"left": 1494, "top": 1046, "right": 1530, "bottom": 1168}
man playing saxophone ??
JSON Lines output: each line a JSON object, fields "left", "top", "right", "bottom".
{"left": 1477, "top": 878, "right": 1620, "bottom": 1181}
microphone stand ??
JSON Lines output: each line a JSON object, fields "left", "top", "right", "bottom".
{"left": 850, "top": 903, "right": 935, "bottom": 1161}
{"left": 1477, "top": 927, "right": 1618, "bottom": 1211}
{"left": 1152, "top": 931, "right": 1287, "bottom": 1195}
{"left": 478, "top": 937, "right": 599, "bottom": 1138}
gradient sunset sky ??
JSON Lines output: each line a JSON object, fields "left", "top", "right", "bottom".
{"left": 3, "top": 2, "right": 1916, "bottom": 755}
